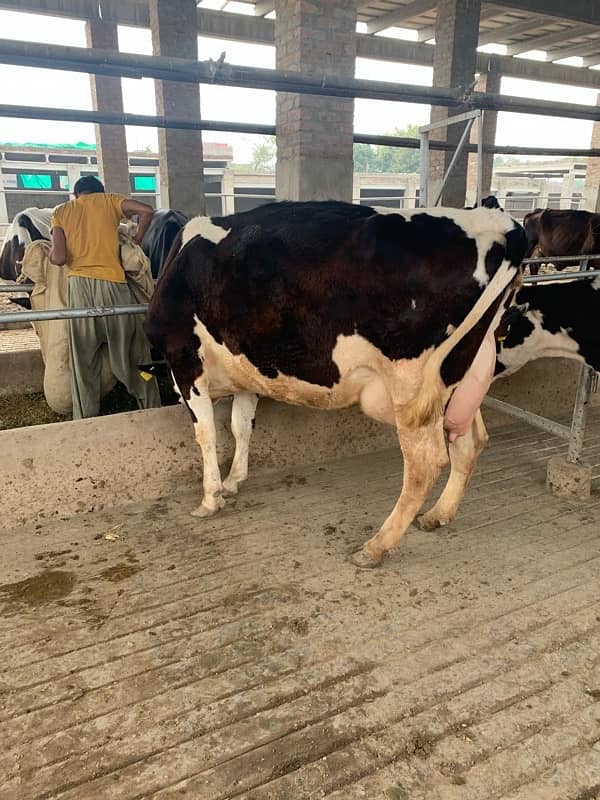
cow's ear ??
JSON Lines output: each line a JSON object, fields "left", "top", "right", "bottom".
{"left": 505, "top": 223, "right": 529, "bottom": 266}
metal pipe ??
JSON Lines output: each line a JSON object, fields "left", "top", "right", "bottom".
{"left": 0, "top": 39, "right": 464, "bottom": 106}
{"left": 0, "top": 284, "right": 33, "bottom": 292}
{"left": 482, "top": 396, "right": 571, "bottom": 441}
{"left": 419, "top": 133, "right": 429, "bottom": 208}
{"left": 523, "top": 270, "right": 600, "bottom": 284}
{"left": 0, "top": 106, "right": 598, "bottom": 157}
{"left": 476, "top": 110, "right": 484, "bottom": 206}
{"left": 3, "top": 39, "right": 600, "bottom": 122}
{"left": 567, "top": 365, "right": 593, "bottom": 463}
{"left": 433, "top": 117, "right": 475, "bottom": 206}
{"left": 523, "top": 254, "right": 600, "bottom": 264}
{"left": 419, "top": 109, "right": 481, "bottom": 133}
{"left": 0, "top": 305, "right": 148, "bottom": 325}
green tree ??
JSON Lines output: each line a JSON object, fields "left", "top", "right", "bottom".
{"left": 250, "top": 136, "right": 276, "bottom": 172}
{"left": 353, "top": 124, "right": 421, "bottom": 174}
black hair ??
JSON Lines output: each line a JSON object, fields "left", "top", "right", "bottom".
{"left": 73, "top": 175, "right": 105, "bottom": 197}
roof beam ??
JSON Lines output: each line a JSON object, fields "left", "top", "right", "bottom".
{"left": 366, "top": 0, "right": 437, "bottom": 35}
{"left": 489, "top": 0, "right": 600, "bottom": 26}
{"left": 506, "top": 23, "right": 595, "bottom": 55}
{"left": 546, "top": 34, "right": 600, "bottom": 61}
{"left": 418, "top": 6, "right": 501, "bottom": 41}
{"left": 253, "top": 1, "right": 274, "bottom": 16}
{"left": 478, "top": 16, "right": 541, "bottom": 47}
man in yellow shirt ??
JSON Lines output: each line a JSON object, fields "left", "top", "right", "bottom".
{"left": 49, "top": 175, "right": 161, "bottom": 419}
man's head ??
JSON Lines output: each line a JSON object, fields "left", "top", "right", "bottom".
{"left": 73, "top": 176, "right": 105, "bottom": 198}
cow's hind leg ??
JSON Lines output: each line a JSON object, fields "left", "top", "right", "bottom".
{"left": 352, "top": 421, "right": 449, "bottom": 568}
{"left": 223, "top": 392, "right": 259, "bottom": 496}
{"left": 418, "top": 410, "right": 488, "bottom": 531}
{"left": 185, "top": 376, "right": 225, "bottom": 518}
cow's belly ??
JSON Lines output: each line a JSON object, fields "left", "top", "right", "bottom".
{"left": 195, "top": 320, "right": 410, "bottom": 415}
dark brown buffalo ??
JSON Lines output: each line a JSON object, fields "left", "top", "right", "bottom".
{"left": 523, "top": 208, "right": 600, "bottom": 275}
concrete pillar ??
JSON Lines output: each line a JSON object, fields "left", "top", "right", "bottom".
{"left": 583, "top": 93, "right": 600, "bottom": 212}
{"left": 221, "top": 169, "right": 235, "bottom": 215}
{"left": 274, "top": 0, "right": 357, "bottom": 202}
{"left": 149, "top": 0, "right": 206, "bottom": 217}
{"left": 429, "top": 0, "right": 481, "bottom": 208}
{"left": 560, "top": 167, "right": 575, "bottom": 209}
{"left": 466, "top": 68, "right": 501, "bottom": 205}
{"left": 0, "top": 172, "right": 9, "bottom": 224}
{"left": 85, "top": 19, "right": 130, "bottom": 196}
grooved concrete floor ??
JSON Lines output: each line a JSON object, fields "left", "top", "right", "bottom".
{"left": 1, "top": 412, "right": 600, "bottom": 800}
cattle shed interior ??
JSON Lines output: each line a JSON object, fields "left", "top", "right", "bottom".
{"left": 2, "top": 1, "right": 600, "bottom": 799}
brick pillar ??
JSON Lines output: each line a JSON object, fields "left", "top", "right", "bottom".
{"left": 466, "top": 67, "right": 501, "bottom": 205}
{"left": 150, "top": 0, "right": 205, "bottom": 217}
{"left": 85, "top": 19, "right": 130, "bottom": 196}
{"left": 429, "top": 0, "right": 481, "bottom": 208}
{"left": 275, "top": 0, "right": 357, "bottom": 202}
{"left": 584, "top": 93, "right": 600, "bottom": 212}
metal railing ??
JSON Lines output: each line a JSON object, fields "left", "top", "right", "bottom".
{"left": 484, "top": 255, "right": 599, "bottom": 465}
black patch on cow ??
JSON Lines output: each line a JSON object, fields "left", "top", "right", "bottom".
{"left": 441, "top": 295, "right": 504, "bottom": 387}
{"left": 0, "top": 235, "right": 24, "bottom": 281}
{"left": 504, "top": 224, "right": 529, "bottom": 267}
{"left": 17, "top": 214, "right": 46, "bottom": 242}
{"left": 212, "top": 200, "right": 376, "bottom": 234}
{"left": 147, "top": 202, "right": 525, "bottom": 396}
{"left": 141, "top": 209, "right": 188, "bottom": 279}
{"left": 496, "top": 279, "right": 600, "bottom": 374}
{"left": 502, "top": 309, "right": 535, "bottom": 347}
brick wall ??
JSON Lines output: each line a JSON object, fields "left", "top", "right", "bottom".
{"left": 150, "top": 0, "right": 206, "bottom": 216}
{"left": 275, "top": 0, "right": 357, "bottom": 200}
{"left": 429, "top": 0, "right": 481, "bottom": 207}
{"left": 86, "top": 20, "right": 130, "bottom": 196}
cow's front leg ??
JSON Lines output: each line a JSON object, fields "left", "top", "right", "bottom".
{"left": 417, "top": 410, "right": 488, "bottom": 530}
{"left": 187, "top": 378, "right": 225, "bottom": 517}
{"left": 223, "top": 392, "right": 259, "bottom": 496}
{"left": 352, "top": 421, "right": 449, "bottom": 568}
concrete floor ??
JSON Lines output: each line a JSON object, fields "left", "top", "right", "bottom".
{"left": 1, "top": 412, "right": 600, "bottom": 800}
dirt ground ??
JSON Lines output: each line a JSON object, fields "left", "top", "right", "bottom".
{"left": 1, "top": 412, "right": 600, "bottom": 799}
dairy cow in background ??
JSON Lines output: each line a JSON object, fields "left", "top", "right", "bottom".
{"left": 523, "top": 208, "right": 600, "bottom": 275}
{"left": 0, "top": 208, "right": 53, "bottom": 282}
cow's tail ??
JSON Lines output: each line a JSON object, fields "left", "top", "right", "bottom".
{"left": 397, "top": 235, "right": 523, "bottom": 430}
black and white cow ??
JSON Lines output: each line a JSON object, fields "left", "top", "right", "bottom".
{"left": 495, "top": 277, "right": 600, "bottom": 376}
{"left": 145, "top": 200, "right": 527, "bottom": 566}
{"left": 415, "top": 275, "right": 600, "bottom": 532}
{"left": 0, "top": 207, "right": 53, "bottom": 282}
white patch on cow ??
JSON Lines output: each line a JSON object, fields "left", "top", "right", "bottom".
{"left": 186, "top": 376, "right": 225, "bottom": 516}
{"left": 411, "top": 298, "right": 416, "bottom": 310}
{"left": 593, "top": 275, "right": 600, "bottom": 291}
{"left": 496, "top": 311, "right": 582, "bottom": 378}
{"left": 1, "top": 207, "right": 53, "bottom": 252}
{"left": 181, "top": 216, "right": 228, "bottom": 249}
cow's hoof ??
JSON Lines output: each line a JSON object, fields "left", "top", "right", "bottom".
{"left": 350, "top": 548, "right": 382, "bottom": 569}
{"left": 416, "top": 513, "right": 442, "bottom": 531}
{"left": 222, "top": 479, "right": 239, "bottom": 498}
{"left": 191, "top": 497, "right": 225, "bottom": 518}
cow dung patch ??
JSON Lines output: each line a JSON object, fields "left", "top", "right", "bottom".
{"left": 0, "top": 570, "right": 77, "bottom": 607}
